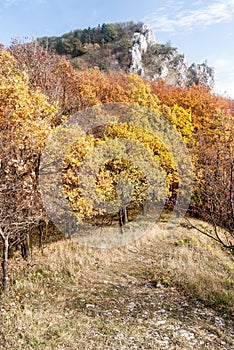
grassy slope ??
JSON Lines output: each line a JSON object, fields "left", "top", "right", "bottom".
{"left": 0, "top": 218, "right": 234, "bottom": 349}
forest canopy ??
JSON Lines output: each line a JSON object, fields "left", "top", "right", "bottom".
{"left": 0, "top": 39, "right": 234, "bottom": 292}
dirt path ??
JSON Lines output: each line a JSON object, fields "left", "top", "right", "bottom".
{"left": 1, "top": 226, "right": 234, "bottom": 350}
{"left": 58, "top": 247, "right": 234, "bottom": 350}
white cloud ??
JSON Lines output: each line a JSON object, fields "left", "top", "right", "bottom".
{"left": 4, "top": 0, "right": 21, "bottom": 6}
{"left": 143, "top": 0, "right": 234, "bottom": 33}
{"left": 193, "top": 1, "right": 203, "bottom": 5}
{"left": 214, "top": 79, "right": 234, "bottom": 99}
{"left": 4, "top": 0, "right": 46, "bottom": 6}
{"left": 210, "top": 56, "right": 234, "bottom": 98}
{"left": 213, "top": 58, "right": 233, "bottom": 69}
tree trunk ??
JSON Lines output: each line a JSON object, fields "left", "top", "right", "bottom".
{"left": 21, "top": 232, "right": 30, "bottom": 260}
{"left": 119, "top": 210, "right": 124, "bottom": 234}
{"left": 123, "top": 206, "right": 128, "bottom": 224}
{"left": 1, "top": 237, "right": 9, "bottom": 294}
{"left": 141, "top": 201, "right": 148, "bottom": 216}
{"left": 39, "top": 224, "right": 44, "bottom": 254}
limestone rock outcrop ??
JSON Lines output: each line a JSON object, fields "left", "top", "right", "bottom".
{"left": 129, "top": 24, "right": 156, "bottom": 76}
{"left": 39, "top": 22, "right": 215, "bottom": 89}
{"left": 129, "top": 24, "right": 214, "bottom": 88}
{"left": 188, "top": 61, "right": 214, "bottom": 89}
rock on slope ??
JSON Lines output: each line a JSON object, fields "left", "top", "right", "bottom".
{"left": 38, "top": 21, "right": 214, "bottom": 88}
{"left": 129, "top": 24, "right": 214, "bottom": 88}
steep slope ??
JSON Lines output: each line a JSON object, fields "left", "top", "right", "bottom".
{"left": 38, "top": 22, "right": 214, "bottom": 88}
{"left": 128, "top": 24, "right": 214, "bottom": 88}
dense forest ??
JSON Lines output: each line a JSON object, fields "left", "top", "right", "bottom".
{"left": 38, "top": 22, "right": 138, "bottom": 54}
{"left": 0, "top": 22, "right": 234, "bottom": 295}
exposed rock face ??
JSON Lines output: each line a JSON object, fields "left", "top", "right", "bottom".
{"left": 129, "top": 24, "right": 214, "bottom": 88}
{"left": 150, "top": 48, "right": 188, "bottom": 86}
{"left": 129, "top": 24, "right": 156, "bottom": 77}
{"left": 40, "top": 22, "right": 214, "bottom": 89}
{"left": 188, "top": 61, "right": 214, "bottom": 89}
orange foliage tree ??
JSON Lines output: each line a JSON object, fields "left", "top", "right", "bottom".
{"left": 151, "top": 81, "right": 234, "bottom": 252}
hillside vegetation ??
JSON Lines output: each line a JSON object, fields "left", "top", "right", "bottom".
{"left": 38, "top": 22, "right": 141, "bottom": 71}
{"left": 37, "top": 21, "right": 214, "bottom": 87}
{"left": 0, "top": 24, "right": 234, "bottom": 349}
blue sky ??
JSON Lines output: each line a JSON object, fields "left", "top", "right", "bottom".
{"left": 0, "top": 0, "right": 234, "bottom": 98}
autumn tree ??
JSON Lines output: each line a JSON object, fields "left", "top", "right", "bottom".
{"left": 48, "top": 102, "right": 193, "bottom": 240}
{"left": 8, "top": 39, "right": 62, "bottom": 101}
{"left": 52, "top": 61, "right": 130, "bottom": 115}
{"left": 0, "top": 49, "right": 58, "bottom": 292}
{"left": 151, "top": 81, "right": 231, "bottom": 133}
{"left": 188, "top": 113, "right": 234, "bottom": 254}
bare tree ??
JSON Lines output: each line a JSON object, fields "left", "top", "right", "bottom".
{"left": 8, "top": 39, "right": 62, "bottom": 102}
{"left": 0, "top": 125, "right": 44, "bottom": 293}
{"left": 0, "top": 168, "right": 42, "bottom": 293}
{"left": 189, "top": 122, "right": 234, "bottom": 254}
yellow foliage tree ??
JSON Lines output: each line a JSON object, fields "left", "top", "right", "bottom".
{"left": 0, "top": 48, "right": 59, "bottom": 292}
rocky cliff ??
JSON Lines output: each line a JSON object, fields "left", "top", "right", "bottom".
{"left": 129, "top": 24, "right": 156, "bottom": 76}
{"left": 38, "top": 22, "right": 214, "bottom": 89}
{"left": 129, "top": 24, "right": 214, "bottom": 88}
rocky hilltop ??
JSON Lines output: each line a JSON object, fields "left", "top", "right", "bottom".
{"left": 38, "top": 22, "right": 214, "bottom": 88}
{"left": 129, "top": 24, "right": 156, "bottom": 76}
{"left": 129, "top": 24, "right": 214, "bottom": 88}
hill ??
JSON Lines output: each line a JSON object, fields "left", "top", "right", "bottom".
{"left": 38, "top": 22, "right": 214, "bottom": 88}
{"left": 0, "top": 34, "right": 234, "bottom": 350}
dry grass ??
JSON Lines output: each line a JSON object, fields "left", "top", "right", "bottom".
{"left": 0, "top": 216, "right": 233, "bottom": 349}
{"left": 142, "top": 218, "right": 234, "bottom": 311}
